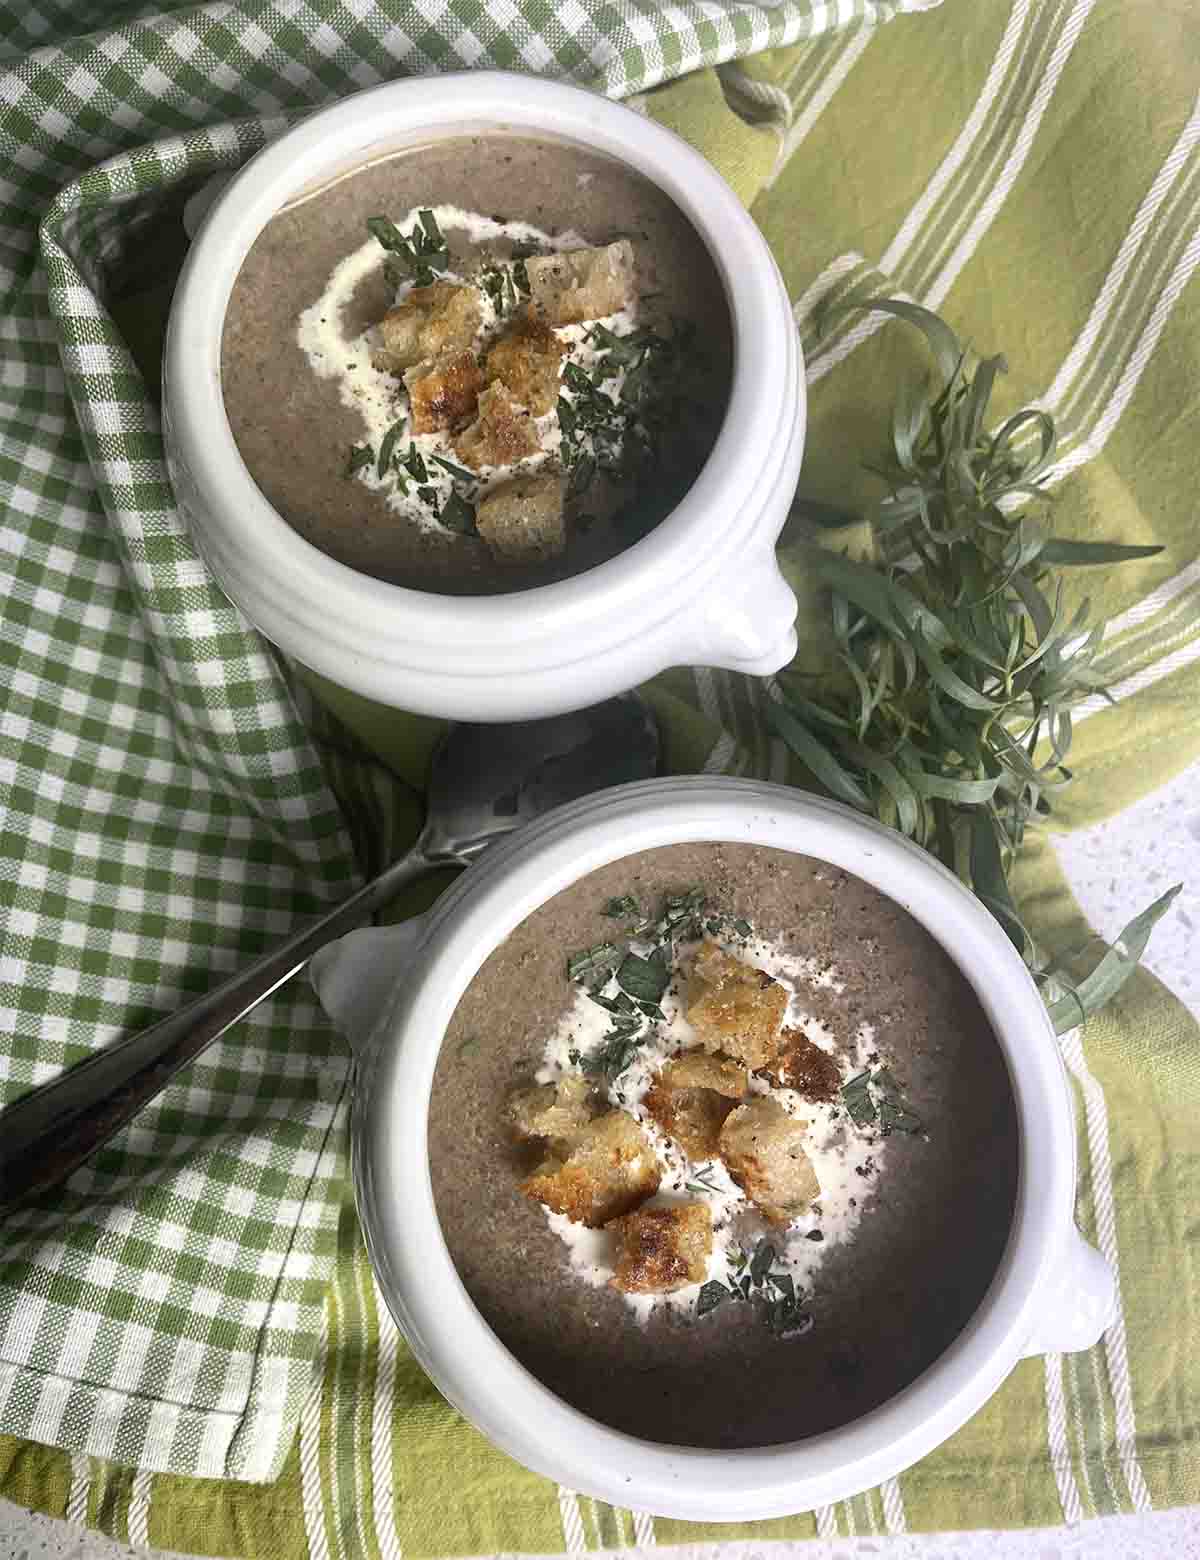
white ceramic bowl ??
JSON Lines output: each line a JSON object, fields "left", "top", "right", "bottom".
{"left": 312, "top": 777, "right": 1114, "bottom": 1521}
{"left": 163, "top": 74, "right": 803, "bottom": 721}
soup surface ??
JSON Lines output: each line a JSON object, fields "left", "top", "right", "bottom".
{"left": 221, "top": 134, "right": 731, "bottom": 595}
{"left": 428, "top": 842, "right": 1019, "bottom": 1448}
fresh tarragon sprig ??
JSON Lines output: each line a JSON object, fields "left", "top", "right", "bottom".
{"left": 771, "top": 298, "right": 1181, "bottom": 1033}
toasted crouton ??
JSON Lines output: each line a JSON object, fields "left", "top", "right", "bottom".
{"left": 773, "top": 1028, "right": 842, "bottom": 1102}
{"left": 509, "top": 1074, "right": 597, "bottom": 1145}
{"left": 404, "top": 350, "right": 482, "bottom": 434}
{"left": 484, "top": 319, "right": 563, "bottom": 416}
{"left": 644, "top": 1051, "right": 748, "bottom": 1160}
{"left": 476, "top": 474, "right": 566, "bottom": 561}
{"left": 662, "top": 1052, "right": 748, "bottom": 1097}
{"left": 718, "top": 1096, "right": 819, "bottom": 1224}
{"left": 520, "top": 1110, "right": 660, "bottom": 1227}
{"left": 686, "top": 944, "right": 788, "bottom": 1071}
{"left": 454, "top": 383, "right": 542, "bottom": 469}
{"left": 375, "top": 282, "right": 482, "bottom": 374}
{"left": 526, "top": 241, "right": 636, "bottom": 326}
{"left": 610, "top": 1203, "right": 713, "bottom": 1294}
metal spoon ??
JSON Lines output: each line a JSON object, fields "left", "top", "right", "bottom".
{"left": 0, "top": 694, "right": 659, "bottom": 1211}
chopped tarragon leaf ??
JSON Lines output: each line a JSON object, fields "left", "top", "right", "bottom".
{"left": 432, "top": 453, "right": 477, "bottom": 483}
{"left": 562, "top": 362, "right": 594, "bottom": 396}
{"left": 367, "top": 210, "right": 449, "bottom": 286}
{"left": 649, "top": 888, "right": 708, "bottom": 946}
{"left": 377, "top": 419, "right": 406, "bottom": 480}
{"left": 873, "top": 1067, "right": 923, "bottom": 1135}
{"left": 566, "top": 942, "right": 622, "bottom": 984}
{"left": 731, "top": 917, "right": 753, "bottom": 939}
{"left": 603, "top": 895, "right": 643, "bottom": 920}
{"left": 767, "top": 1294, "right": 813, "bottom": 1338}
{"left": 582, "top": 1024, "right": 645, "bottom": 1082}
{"left": 767, "top": 1271, "right": 795, "bottom": 1302}
{"left": 417, "top": 484, "right": 439, "bottom": 510}
{"left": 696, "top": 1280, "right": 730, "bottom": 1317}
{"left": 416, "top": 207, "right": 447, "bottom": 256}
{"left": 366, "top": 216, "right": 409, "bottom": 255}
{"left": 568, "top": 451, "right": 596, "bottom": 498}
{"left": 841, "top": 1066, "right": 922, "bottom": 1133}
{"left": 403, "top": 446, "right": 429, "bottom": 484}
{"left": 345, "top": 444, "right": 373, "bottom": 477}
{"left": 841, "top": 1070, "right": 877, "bottom": 1127}
{"left": 440, "top": 492, "right": 476, "bottom": 535}
{"left": 586, "top": 989, "right": 637, "bottom": 1016}
{"left": 588, "top": 322, "right": 642, "bottom": 365}
{"left": 479, "top": 268, "right": 506, "bottom": 312}
{"left": 616, "top": 948, "right": 670, "bottom": 1006}
{"left": 685, "top": 1162, "right": 723, "bottom": 1195}
{"left": 749, "top": 1238, "right": 776, "bottom": 1285}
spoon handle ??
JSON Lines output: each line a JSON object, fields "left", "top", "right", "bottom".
{"left": 0, "top": 843, "right": 439, "bottom": 1214}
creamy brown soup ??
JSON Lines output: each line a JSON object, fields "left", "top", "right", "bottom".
{"left": 429, "top": 842, "right": 1019, "bottom": 1448}
{"left": 220, "top": 135, "right": 731, "bottom": 595}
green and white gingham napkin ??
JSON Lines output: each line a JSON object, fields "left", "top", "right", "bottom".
{"left": 0, "top": 0, "right": 926, "bottom": 1489}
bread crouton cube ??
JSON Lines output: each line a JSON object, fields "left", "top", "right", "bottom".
{"left": 375, "top": 282, "right": 481, "bottom": 374}
{"left": 773, "top": 1028, "right": 842, "bottom": 1102}
{"left": 454, "top": 383, "right": 542, "bottom": 469}
{"left": 718, "top": 1096, "right": 819, "bottom": 1225}
{"left": 661, "top": 1051, "right": 748, "bottom": 1097}
{"left": 526, "top": 241, "right": 636, "bottom": 326}
{"left": 476, "top": 474, "right": 566, "bottom": 562}
{"left": 686, "top": 944, "right": 787, "bottom": 1071}
{"left": 519, "top": 1110, "right": 660, "bottom": 1227}
{"left": 610, "top": 1202, "right": 713, "bottom": 1294}
{"left": 509, "top": 1074, "right": 597, "bottom": 1145}
{"left": 484, "top": 319, "right": 563, "bottom": 416}
{"left": 404, "top": 350, "right": 482, "bottom": 434}
{"left": 643, "top": 1051, "right": 748, "bottom": 1160}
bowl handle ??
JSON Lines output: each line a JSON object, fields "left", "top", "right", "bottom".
{"left": 1021, "top": 1227, "right": 1115, "bottom": 1357}
{"left": 684, "top": 556, "right": 799, "bottom": 675}
{"left": 310, "top": 919, "right": 429, "bottom": 1055}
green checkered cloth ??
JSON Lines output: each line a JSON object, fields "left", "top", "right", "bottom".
{"left": 3, "top": 0, "right": 1200, "bottom": 1552}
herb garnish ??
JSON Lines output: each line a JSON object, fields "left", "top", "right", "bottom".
{"left": 774, "top": 297, "right": 1180, "bottom": 1033}
{"left": 367, "top": 208, "right": 449, "bottom": 287}
{"left": 649, "top": 888, "right": 708, "bottom": 946}
{"left": 840, "top": 1066, "right": 922, "bottom": 1135}
{"left": 564, "top": 889, "right": 712, "bottom": 1081}
{"left": 566, "top": 942, "right": 622, "bottom": 985}
{"left": 696, "top": 1238, "right": 812, "bottom": 1336}
{"left": 556, "top": 318, "right": 699, "bottom": 497}
{"left": 477, "top": 248, "right": 536, "bottom": 317}
{"left": 581, "top": 1023, "right": 645, "bottom": 1083}
{"left": 431, "top": 453, "right": 477, "bottom": 484}
{"left": 440, "top": 492, "right": 477, "bottom": 535}
{"left": 401, "top": 446, "right": 429, "bottom": 484}
{"left": 614, "top": 948, "right": 670, "bottom": 1007}
{"left": 685, "top": 1162, "right": 724, "bottom": 1195}
{"left": 840, "top": 1070, "right": 876, "bottom": 1127}
{"left": 345, "top": 443, "right": 373, "bottom": 477}
{"left": 376, "top": 419, "right": 405, "bottom": 480}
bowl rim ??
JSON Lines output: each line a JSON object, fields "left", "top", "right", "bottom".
{"left": 164, "top": 71, "right": 795, "bottom": 649}
{"left": 353, "top": 776, "right": 1073, "bottom": 1521}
